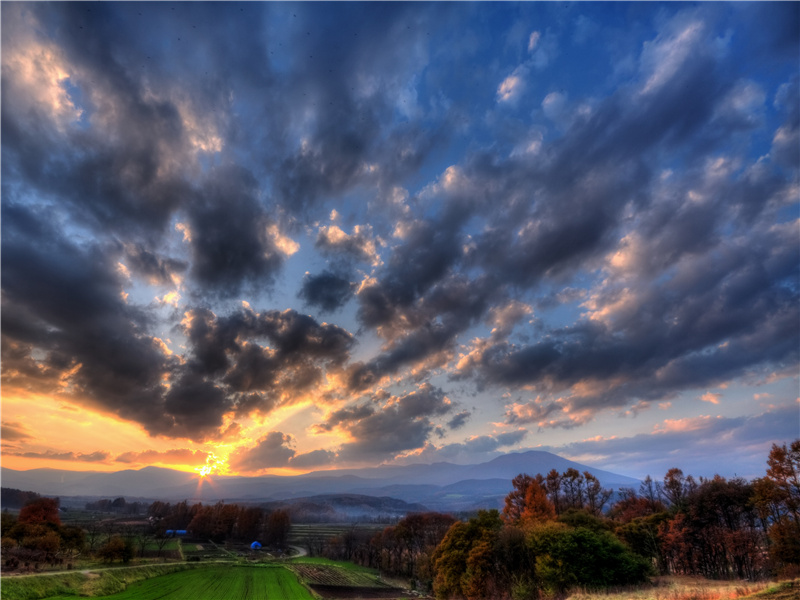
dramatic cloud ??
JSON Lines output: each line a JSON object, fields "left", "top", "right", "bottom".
{"left": 547, "top": 403, "right": 800, "bottom": 479}
{"left": 8, "top": 450, "right": 110, "bottom": 462}
{"left": 229, "top": 431, "right": 296, "bottom": 473}
{"left": 316, "top": 384, "right": 455, "bottom": 462}
{"left": 1, "top": 421, "right": 34, "bottom": 442}
{"left": 298, "top": 271, "right": 356, "bottom": 313}
{"left": 2, "top": 2, "right": 796, "bottom": 475}
{"left": 315, "top": 222, "right": 382, "bottom": 267}
{"left": 115, "top": 449, "right": 210, "bottom": 466}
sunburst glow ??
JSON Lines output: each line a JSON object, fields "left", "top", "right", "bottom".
{"left": 196, "top": 452, "right": 228, "bottom": 478}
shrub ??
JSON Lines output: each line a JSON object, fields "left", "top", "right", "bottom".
{"left": 528, "top": 523, "right": 652, "bottom": 595}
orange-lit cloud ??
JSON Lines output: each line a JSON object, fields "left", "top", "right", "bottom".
{"left": 115, "top": 448, "right": 210, "bottom": 467}
{"left": 700, "top": 391, "right": 722, "bottom": 404}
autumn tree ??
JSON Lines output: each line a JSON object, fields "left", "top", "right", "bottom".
{"left": 263, "top": 509, "right": 291, "bottom": 549}
{"left": 432, "top": 510, "right": 505, "bottom": 600}
{"left": 503, "top": 474, "right": 555, "bottom": 526}
{"left": 18, "top": 498, "right": 61, "bottom": 526}
{"left": 503, "top": 474, "right": 537, "bottom": 523}
{"left": 584, "top": 472, "right": 613, "bottom": 516}
{"left": 756, "top": 440, "right": 800, "bottom": 571}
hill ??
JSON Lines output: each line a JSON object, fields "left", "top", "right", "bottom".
{"left": 0, "top": 450, "right": 639, "bottom": 513}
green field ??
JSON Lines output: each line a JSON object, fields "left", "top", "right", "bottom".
{"left": 40, "top": 566, "right": 313, "bottom": 600}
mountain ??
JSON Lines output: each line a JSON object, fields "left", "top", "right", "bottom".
{"left": 0, "top": 450, "right": 640, "bottom": 513}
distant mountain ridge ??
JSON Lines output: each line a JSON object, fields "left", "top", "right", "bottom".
{"left": 0, "top": 450, "right": 640, "bottom": 513}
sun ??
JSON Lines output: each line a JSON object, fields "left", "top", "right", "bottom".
{"left": 195, "top": 452, "right": 228, "bottom": 478}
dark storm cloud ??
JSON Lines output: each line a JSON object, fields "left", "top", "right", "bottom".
{"left": 186, "top": 166, "right": 287, "bottom": 298}
{"left": 2, "top": 0, "right": 797, "bottom": 463}
{"left": 228, "top": 431, "right": 296, "bottom": 472}
{"left": 177, "top": 305, "right": 354, "bottom": 427}
{"left": 298, "top": 271, "right": 356, "bottom": 313}
{"left": 316, "top": 384, "right": 455, "bottom": 462}
{"left": 122, "top": 244, "right": 187, "bottom": 287}
{"left": 161, "top": 376, "right": 232, "bottom": 439}
{"left": 349, "top": 274, "right": 497, "bottom": 390}
{"left": 1, "top": 197, "right": 353, "bottom": 440}
{"left": 289, "top": 449, "right": 337, "bottom": 469}
{"left": 2, "top": 3, "right": 194, "bottom": 237}
{"left": 344, "top": 7, "right": 753, "bottom": 391}
{"left": 356, "top": 217, "right": 468, "bottom": 330}
{"left": 182, "top": 305, "right": 354, "bottom": 377}
{"left": 267, "top": 3, "right": 452, "bottom": 214}
{"left": 1, "top": 201, "right": 174, "bottom": 429}
{"left": 447, "top": 411, "right": 471, "bottom": 430}
{"left": 469, "top": 216, "right": 799, "bottom": 421}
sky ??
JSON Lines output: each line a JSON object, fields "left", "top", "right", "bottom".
{"left": 1, "top": 1, "right": 798, "bottom": 483}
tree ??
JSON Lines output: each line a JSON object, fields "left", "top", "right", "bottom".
{"left": 662, "top": 468, "right": 689, "bottom": 510}
{"left": 544, "top": 470, "right": 563, "bottom": 515}
{"left": 561, "top": 469, "right": 586, "bottom": 511}
{"left": 765, "top": 440, "right": 800, "bottom": 524}
{"left": 18, "top": 498, "right": 61, "bottom": 526}
{"left": 237, "top": 506, "right": 263, "bottom": 541}
{"left": 761, "top": 440, "right": 800, "bottom": 571}
{"left": 529, "top": 522, "right": 651, "bottom": 594}
{"left": 503, "top": 474, "right": 536, "bottom": 523}
{"left": 97, "top": 536, "right": 133, "bottom": 563}
{"left": 432, "top": 510, "right": 504, "bottom": 600}
{"left": 639, "top": 476, "right": 664, "bottom": 513}
{"left": 584, "top": 472, "right": 613, "bottom": 516}
{"left": 264, "top": 509, "right": 290, "bottom": 549}
{"left": 503, "top": 474, "right": 555, "bottom": 526}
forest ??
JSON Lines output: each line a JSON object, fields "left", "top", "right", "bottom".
{"left": 1, "top": 440, "right": 798, "bottom": 600}
{"left": 314, "top": 440, "right": 800, "bottom": 598}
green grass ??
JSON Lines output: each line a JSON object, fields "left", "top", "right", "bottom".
{"left": 287, "top": 555, "right": 377, "bottom": 573}
{"left": 142, "top": 539, "right": 179, "bottom": 551}
{"left": 33, "top": 566, "right": 313, "bottom": 600}
{"left": 1, "top": 564, "right": 200, "bottom": 600}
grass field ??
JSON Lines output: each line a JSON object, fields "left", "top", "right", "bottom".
{"left": 288, "top": 556, "right": 379, "bottom": 573}
{"left": 40, "top": 566, "right": 313, "bottom": 600}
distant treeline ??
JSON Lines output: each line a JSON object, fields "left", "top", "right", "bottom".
{"left": 1, "top": 495, "right": 294, "bottom": 572}
{"left": 85, "top": 497, "right": 145, "bottom": 515}
{"left": 148, "top": 500, "right": 291, "bottom": 547}
{"left": 1, "top": 488, "right": 42, "bottom": 509}
{"left": 316, "top": 440, "right": 800, "bottom": 599}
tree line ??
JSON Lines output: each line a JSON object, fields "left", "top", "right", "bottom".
{"left": 316, "top": 440, "right": 800, "bottom": 599}
{"left": 1, "top": 497, "right": 292, "bottom": 572}
{"left": 147, "top": 499, "right": 291, "bottom": 547}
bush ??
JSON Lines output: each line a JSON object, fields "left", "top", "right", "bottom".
{"left": 528, "top": 523, "right": 652, "bottom": 595}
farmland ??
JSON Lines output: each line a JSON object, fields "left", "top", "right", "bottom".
{"left": 286, "top": 558, "right": 404, "bottom": 599}
{"left": 40, "top": 565, "right": 313, "bottom": 600}
{"left": 288, "top": 523, "right": 386, "bottom": 547}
